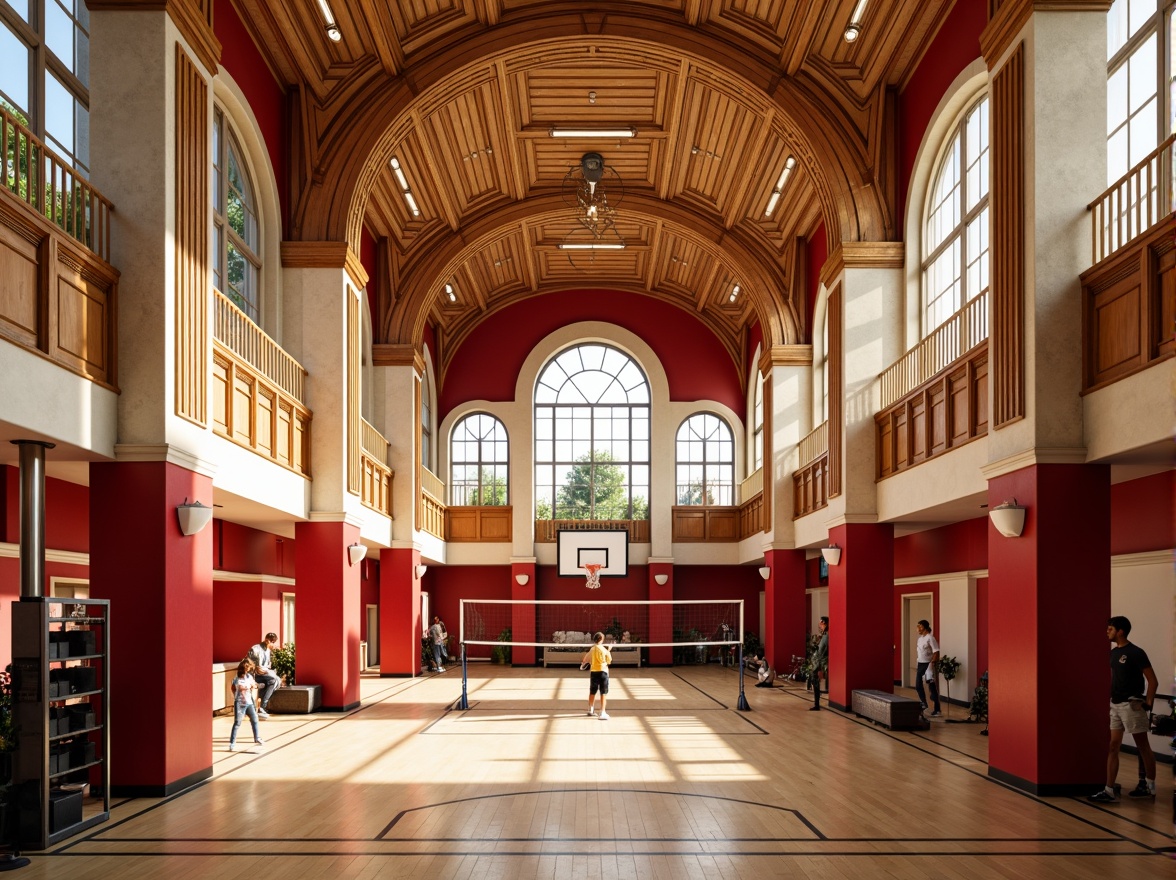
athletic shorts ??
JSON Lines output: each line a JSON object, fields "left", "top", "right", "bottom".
{"left": 590, "top": 670, "right": 609, "bottom": 695}
{"left": 1109, "top": 700, "right": 1149, "bottom": 735}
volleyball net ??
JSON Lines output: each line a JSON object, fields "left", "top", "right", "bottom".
{"left": 455, "top": 598, "right": 751, "bottom": 711}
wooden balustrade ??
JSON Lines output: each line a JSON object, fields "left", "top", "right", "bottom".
{"left": 0, "top": 191, "right": 118, "bottom": 388}
{"left": 420, "top": 467, "right": 445, "bottom": 503}
{"left": 447, "top": 506, "right": 512, "bottom": 542}
{"left": 738, "top": 468, "right": 762, "bottom": 504}
{"left": 359, "top": 418, "right": 393, "bottom": 517}
{"left": 1089, "top": 134, "right": 1175, "bottom": 264}
{"left": 534, "top": 519, "right": 651, "bottom": 543}
{"left": 876, "top": 346, "right": 988, "bottom": 479}
{"left": 738, "top": 492, "right": 763, "bottom": 538}
{"left": 214, "top": 290, "right": 305, "bottom": 402}
{"left": 670, "top": 507, "right": 738, "bottom": 542}
{"left": 880, "top": 293, "right": 988, "bottom": 409}
{"left": 1, "top": 105, "right": 113, "bottom": 262}
{"left": 1080, "top": 213, "right": 1176, "bottom": 391}
{"left": 419, "top": 490, "right": 446, "bottom": 540}
{"left": 797, "top": 421, "right": 828, "bottom": 468}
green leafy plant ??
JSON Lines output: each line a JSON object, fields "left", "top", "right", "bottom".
{"left": 937, "top": 654, "right": 961, "bottom": 705}
{"left": 492, "top": 627, "right": 512, "bottom": 664}
{"left": 969, "top": 670, "right": 989, "bottom": 729}
{"left": 271, "top": 643, "right": 296, "bottom": 685}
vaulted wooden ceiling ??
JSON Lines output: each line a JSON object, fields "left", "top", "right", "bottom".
{"left": 233, "top": 0, "right": 955, "bottom": 380}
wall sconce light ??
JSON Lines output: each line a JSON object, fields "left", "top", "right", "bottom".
{"left": 989, "top": 500, "right": 1027, "bottom": 538}
{"left": 415, "top": 564, "right": 428, "bottom": 579}
{"left": 176, "top": 499, "right": 214, "bottom": 536}
{"left": 515, "top": 573, "right": 530, "bottom": 586}
{"left": 348, "top": 543, "right": 367, "bottom": 566}
{"left": 820, "top": 546, "right": 842, "bottom": 566}
{"left": 758, "top": 566, "right": 771, "bottom": 580}
{"left": 654, "top": 573, "right": 669, "bottom": 586}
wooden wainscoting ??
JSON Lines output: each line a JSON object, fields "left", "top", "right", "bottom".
{"left": 738, "top": 492, "right": 763, "bottom": 538}
{"left": 534, "top": 520, "right": 651, "bottom": 543}
{"left": 1080, "top": 214, "right": 1176, "bottom": 392}
{"left": 670, "top": 506, "right": 738, "bottom": 542}
{"left": 0, "top": 189, "right": 118, "bottom": 389}
{"left": 875, "top": 345, "right": 988, "bottom": 479}
{"left": 447, "top": 506, "right": 512, "bottom": 542}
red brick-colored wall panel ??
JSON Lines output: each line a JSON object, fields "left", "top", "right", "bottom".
{"left": 1110, "top": 470, "right": 1174, "bottom": 555}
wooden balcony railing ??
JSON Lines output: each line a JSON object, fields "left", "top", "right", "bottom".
{"left": 1089, "top": 134, "right": 1175, "bottom": 264}
{"left": 419, "top": 467, "right": 446, "bottom": 539}
{"left": 793, "top": 420, "right": 829, "bottom": 519}
{"left": 1, "top": 104, "right": 112, "bottom": 261}
{"left": 359, "top": 418, "right": 393, "bottom": 517}
{"left": 671, "top": 506, "right": 738, "bottom": 541}
{"left": 215, "top": 290, "right": 305, "bottom": 402}
{"left": 738, "top": 492, "right": 764, "bottom": 538}
{"left": 798, "top": 421, "right": 828, "bottom": 468}
{"left": 534, "top": 519, "right": 651, "bottom": 543}
{"left": 880, "top": 293, "right": 988, "bottom": 409}
{"left": 212, "top": 289, "right": 310, "bottom": 476}
{"left": 738, "top": 468, "right": 762, "bottom": 504}
{"left": 447, "top": 506, "right": 512, "bottom": 542}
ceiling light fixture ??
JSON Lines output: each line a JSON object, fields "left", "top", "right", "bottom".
{"left": 445, "top": 283, "right": 456, "bottom": 302}
{"left": 389, "top": 156, "right": 421, "bottom": 217}
{"left": 728, "top": 283, "right": 741, "bottom": 303}
{"left": 560, "top": 152, "right": 625, "bottom": 265}
{"left": 764, "top": 156, "right": 797, "bottom": 217}
{"left": 844, "top": 0, "right": 869, "bottom": 42}
{"left": 549, "top": 127, "right": 637, "bottom": 139}
{"left": 316, "top": 0, "right": 343, "bottom": 42}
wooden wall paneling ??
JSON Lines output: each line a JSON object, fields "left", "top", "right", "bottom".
{"left": 277, "top": 402, "right": 293, "bottom": 467}
{"left": 706, "top": 509, "right": 738, "bottom": 541}
{"left": 0, "top": 217, "right": 39, "bottom": 347}
{"left": 876, "top": 413, "right": 893, "bottom": 478}
{"left": 928, "top": 381, "right": 946, "bottom": 457}
{"left": 909, "top": 396, "right": 927, "bottom": 463}
{"left": 478, "top": 507, "right": 511, "bottom": 541}
{"left": 827, "top": 282, "right": 843, "bottom": 496}
{"left": 1090, "top": 272, "right": 1142, "bottom": 384}
{"left": 893, "top": 406, "right": 908, "bottom": 472}
{"left": 1157, "top": 245, "right": 1176, "bottom": 357}
{"left": 948, "top": 367, "right": 970, "bottom": 445}
{"left": 671, "top": 508, "right": 707, "bottom": 542}
{"left": 231, "top": 371, "right": 253, "bottom": 445}
{"left": 257, "top": 388, "right": 275, "bottom": 458}
{"left": 211, "top": 354, "right": 230, "bottom": 434}
{"left": 974, "top": 354, "right": 989, "bottom": 435}
{"left": 990, "top": 43, "right": 1025, "bottom": 427}
{"left": 174, "top": 46, "right": 208, "bottom": 426}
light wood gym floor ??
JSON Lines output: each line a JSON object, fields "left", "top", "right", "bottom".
{"left": 19, "top": 665, "right": 1176, "bottom": 878}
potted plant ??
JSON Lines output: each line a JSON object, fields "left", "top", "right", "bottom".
{"left": 266, "top": 643, "right": 322, "bottom": 714}
{"left": 271, "top": 643, "right": 296, "bottom": 685}
{"left": 491, "top": 627, "right": 512, "bottom": 664}
{"left": 937, "top": 654, "right": 961, "bottom": 706}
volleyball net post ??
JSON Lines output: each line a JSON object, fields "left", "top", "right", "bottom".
{"left": 458, "top": 598, "right": 750, "bottom": 711}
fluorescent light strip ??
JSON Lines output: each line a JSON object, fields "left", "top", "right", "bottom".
{"left": 549, "top": 127, "right": 637, "bottom": 139}
{"left": 445, "top": 283, "right": 456, "bottom": 302}
{"left": 317, "top": 0, "right": 342, "bottom": 42}
{"left": 844, "top": 0, "right": 868, "bottom": 42}
{"left": 764, "top": 156, "right": 797, "bottom": 217}
{"left": 389, "top": 156, "right": 421, "bottom": 217}
{"left": 728, "top": 283, "right": 741, "bottom": 303}
{"left": 558, "top": 243, "right": 626, "bottom": 250}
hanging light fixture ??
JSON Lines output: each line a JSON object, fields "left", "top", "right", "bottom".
{"left": 316, "top": 0, "right": 343, "bottom": 42}
{"left": 559, "top": 151, "right": 625, "bottom": 265}
{"left": 844, "top": 0, "right": 869, "bottom": 42}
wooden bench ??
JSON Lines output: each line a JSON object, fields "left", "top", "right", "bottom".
{"left": 542, "top": 646, "right": 642, "bottom": 668}
{"left": 851, "top": 689, "right": 927, "bottom": 730}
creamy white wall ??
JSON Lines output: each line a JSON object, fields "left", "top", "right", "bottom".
{"left": 1083, "top": 364, "right": 1173, "bottom": 462}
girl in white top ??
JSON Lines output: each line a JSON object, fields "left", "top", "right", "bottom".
{"left": 229, "top": 659, "right": 265, "bottom": 751}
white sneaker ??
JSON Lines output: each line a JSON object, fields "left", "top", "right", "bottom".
{"left": 587, "top": 709, "right": 595, "bottom": 716}
{"left": 437, "top": 667, "right": 445, "bottom": 672}
{"left": 253, "top": 740, "right": 265, "bottom": 749}
{"left": 228, "top": 744, "right": 237, "bottom": 752}
{"left": 257, "top": 708, "right": 270, "bottom": 719}
{"left": 599, "top": 712, "right": 610, "bottom": 720}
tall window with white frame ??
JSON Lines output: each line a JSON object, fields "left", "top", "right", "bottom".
{"left": 213, "top": 107, "right": 261, "bottom": 323}
{"left": 1106, "top": 0, "right": 1171, "bottom": 187}
{"left": 922, "top": 93, "right": 989, "bottom": 338}
{"left": 0, "top": 0, "right": 90, "bottom": 175}
{"left": 534, "top": 344, "right": 650, "bottom": 521}
{"left": 675, "top": 413, "right": 734, "bottom": 506}
{"left": 420, "top": 375, "right": 433, "bottom": 473}
{"left": 450, "top": 413, "right": 509, "bottom": 506}
{"left": 751, "top": 371, "right": 763, "bottom": 474}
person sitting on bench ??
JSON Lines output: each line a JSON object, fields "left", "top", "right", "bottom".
{"left": 248, "top": 632, "right": 281, "bottom": 718}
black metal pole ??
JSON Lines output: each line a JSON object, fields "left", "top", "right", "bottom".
{"left": 736, "top": 645, "right": 750, "bottom": 711}
{"left": 458, "top": 644, "right": 469, "bottom": 709}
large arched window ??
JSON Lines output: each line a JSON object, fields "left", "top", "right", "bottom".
{"left": 534, "top": 344, "right": 650, "bottom": 520}
{"left": 752, "top": 370, "right": 764, "bottom": 473}
{"left": 450, "top": 413, "right": 508, "bottom": 505}
{"left": 675, "top": 413, "right": 734, "bottom": 505}
{"left": 922, "top": 93, "right": 989, "bottom": 336}
{"left": 0, "top": 1, "right": 90, "bottom": 176}
{"left": 213, "top": 106, "right": 261, "bottom": 322}
{"left": 1107, "top": 0, "right": 1168, "bottom": 186}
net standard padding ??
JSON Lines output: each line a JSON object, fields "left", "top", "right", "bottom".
{"left": 460, "top": 599, "right": 743, "bottom": 648}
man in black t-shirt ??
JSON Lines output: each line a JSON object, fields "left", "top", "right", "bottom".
{"left": 1088, "top": 616, "right": 1158, "bottom": 804}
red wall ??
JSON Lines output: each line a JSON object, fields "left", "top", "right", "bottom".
{"left": 0, "top": 467, "right": 89, "bottom": 551}
{"left": 1110, "top": 470, "right": 1174, "bottom": 554}
{"left": 896, "top": 0, "right": 987, "bottom": 236}
{"left": 438, "top": 289, "right": 745, "bottom": 419}
{"left": 673, "top": 565, "right": 763, "bottom": 642}
{"left": 894, "top": 517, "right": 988, "bottom": 579}
{"left": 214, "top": 521, "right": 293, "bottom": 577}
{"left": 214, "top": 0, "right": 288, "bottom": 228}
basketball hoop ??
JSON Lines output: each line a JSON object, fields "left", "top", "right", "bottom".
{"left": 582, "top": 563, "right": 603, "bottom": 590}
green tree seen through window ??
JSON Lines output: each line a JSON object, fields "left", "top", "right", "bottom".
{"left": 545, "top": 450, "right": 649, "bottom": 520}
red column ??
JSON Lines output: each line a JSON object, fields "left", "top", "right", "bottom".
{"left": 293, "top": 521, "right": 361, "bottom": 710}
{"left": 90, "top": 461, "right": 213, "bottom": 796}
{"left": 378, "top": 547, "right": 421, "bottom": 676}
{"left": 827, "top": 522, "right": 894, "bottom": 710}
{"left": 648, "top": 562, "right": 673, "bottom": 665}
{"left": 987, "top": 464, "right": 1108, "bottom": 795}
{"left": 763, "top": 548, "right": 806, "bottom": 672}
{"left": 511, "top": 562, "right": 537, "bottom": 666}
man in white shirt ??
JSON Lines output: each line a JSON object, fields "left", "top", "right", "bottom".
{"left": 915, "top": 620, "right": 942, "bottom": 717}
{"left": 248, "top": 633, "right": 280, "bottom": 718}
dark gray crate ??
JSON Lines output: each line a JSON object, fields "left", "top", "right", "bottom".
{"left": 851, "top": 689, "right": 927, "bottom": 730}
